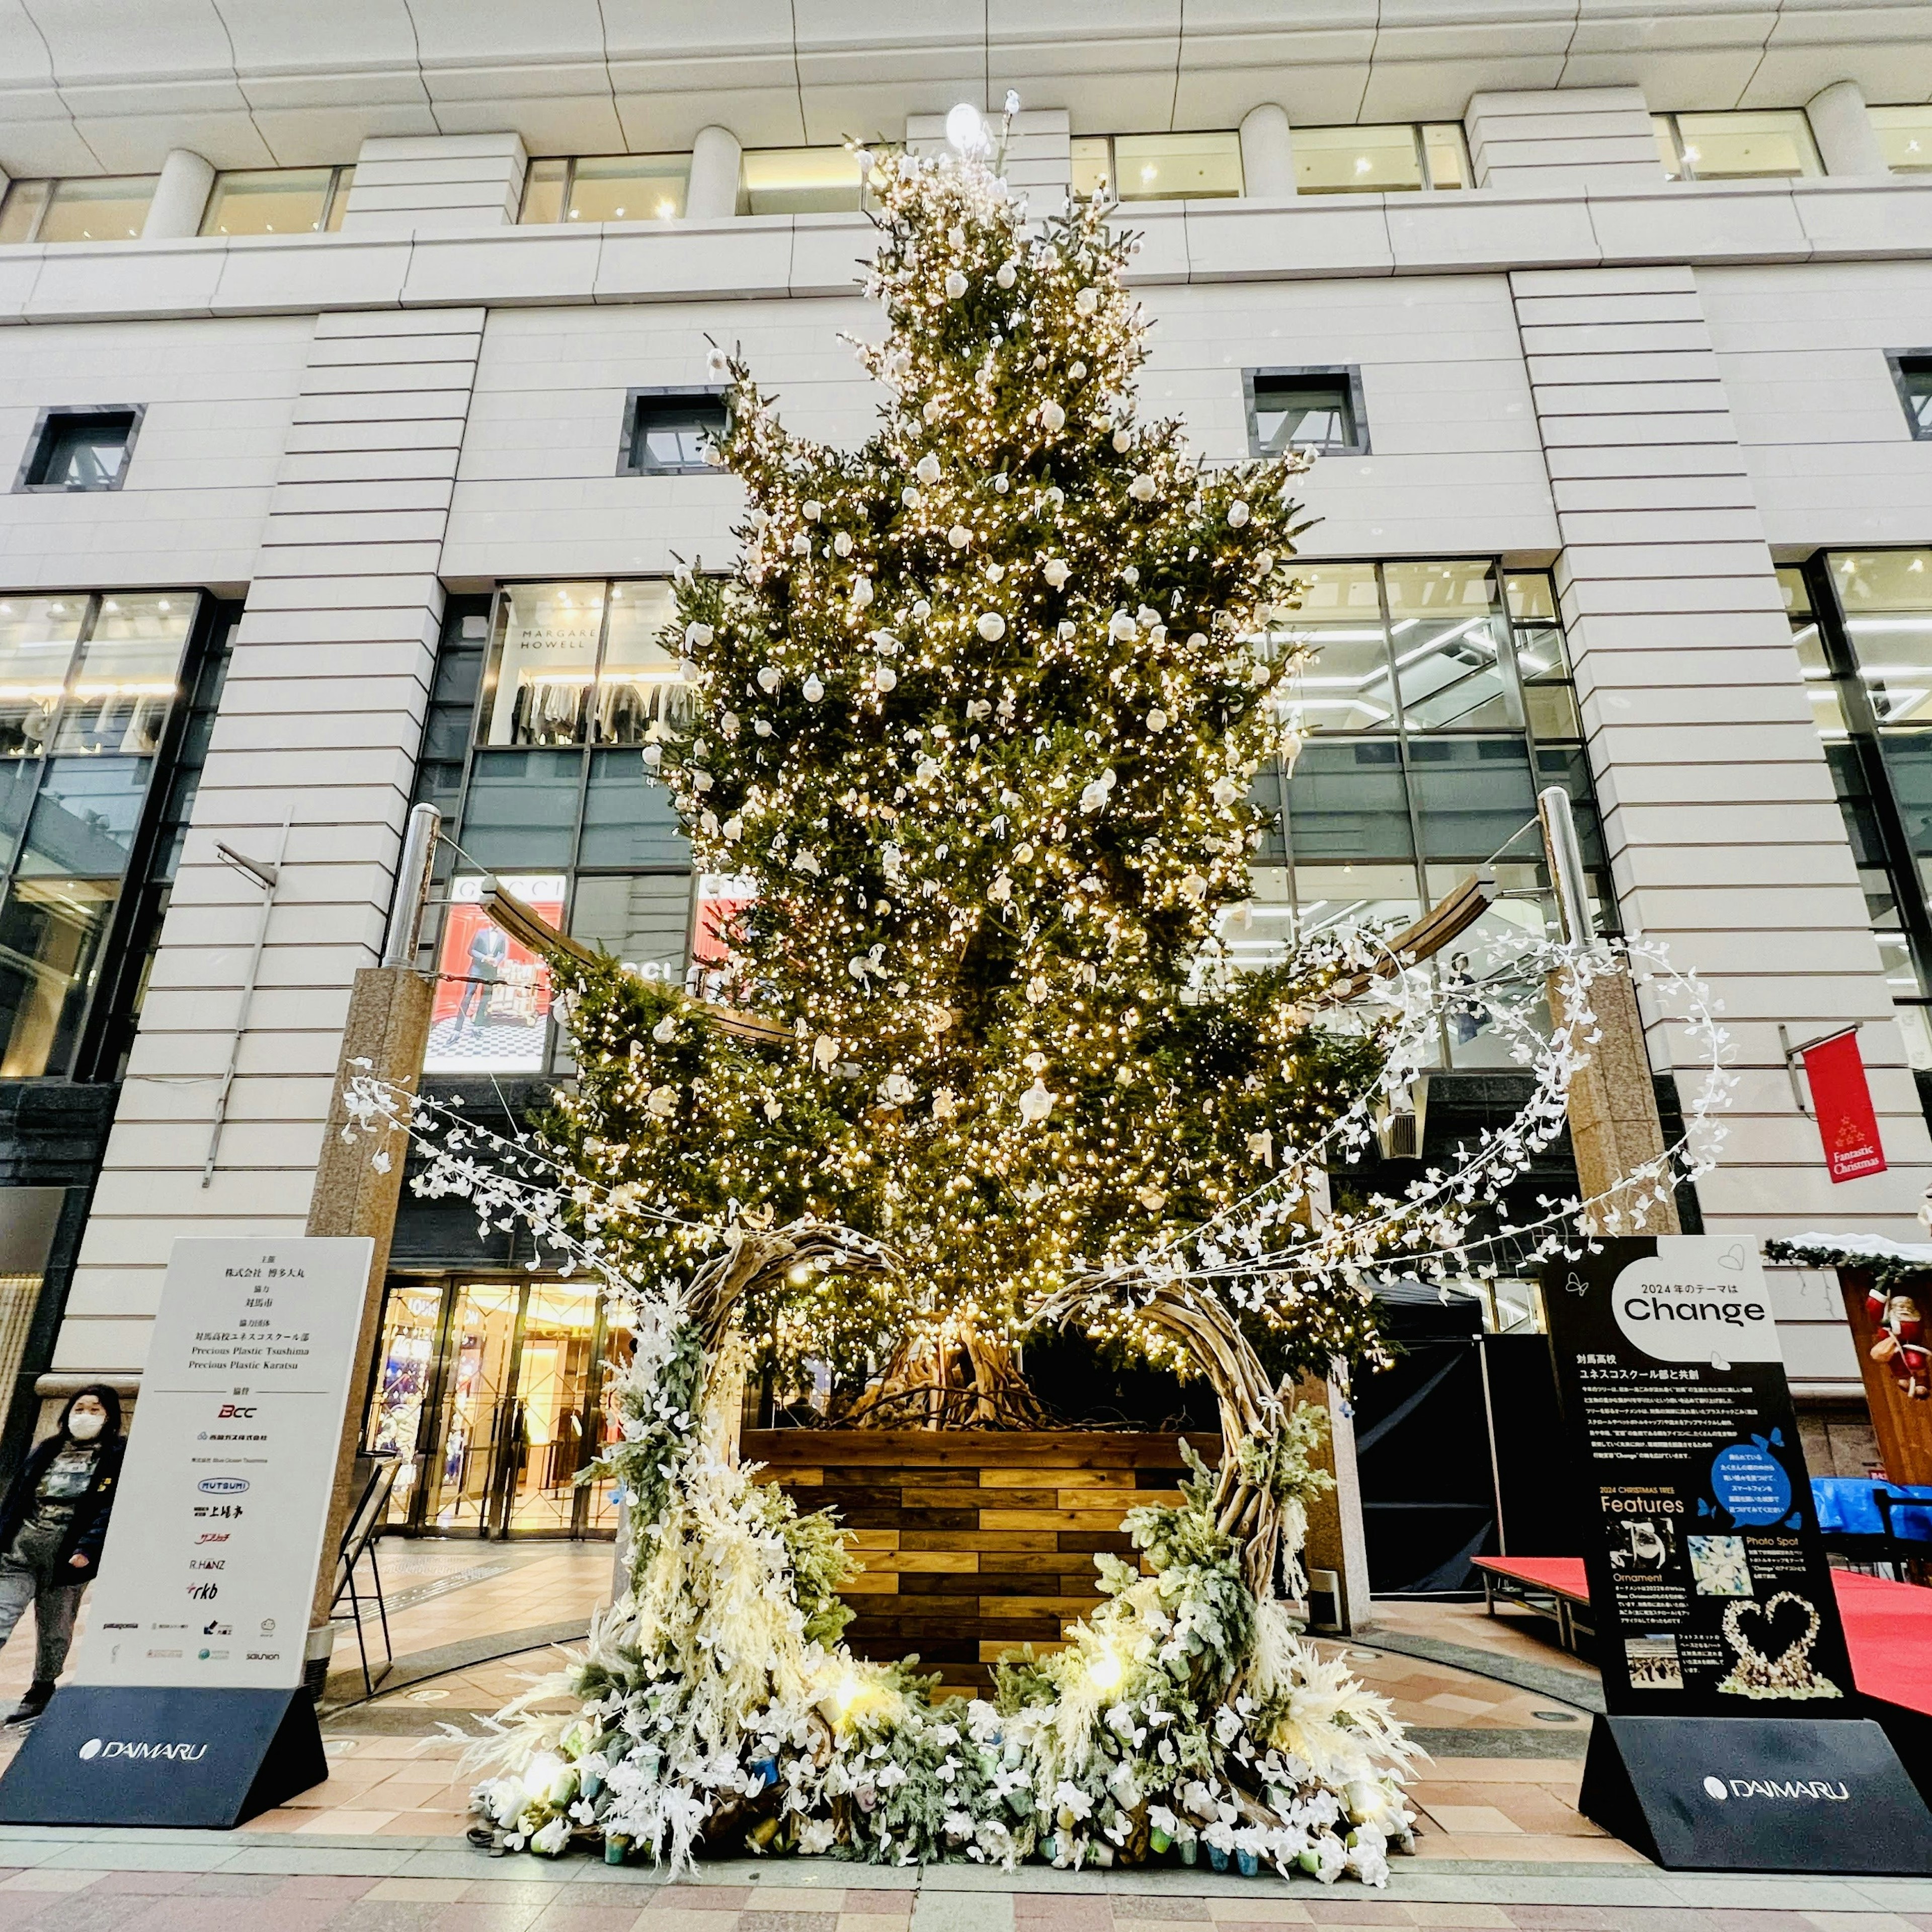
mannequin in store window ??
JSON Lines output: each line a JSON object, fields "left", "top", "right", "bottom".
{"left": 0, "top": 1387, "right": 124, "bottom": 1724}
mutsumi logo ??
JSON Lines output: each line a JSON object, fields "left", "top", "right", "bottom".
{"left": 1702, "top": 1773, "right": 1850, "bottom": 1802}
{"left": 78, "top": 1736, "right": 209, "bottom": 1763}
{"left": 196, "top": 1478, "right": 248, "bottom": 1495}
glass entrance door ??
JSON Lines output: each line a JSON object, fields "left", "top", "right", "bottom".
{"left": 364, "top": 1274, "right": 628, "bottom": 1537}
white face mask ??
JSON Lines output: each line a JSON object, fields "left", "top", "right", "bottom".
{"left": 66, "top": 1410, "right": 105, "bottom": 1442}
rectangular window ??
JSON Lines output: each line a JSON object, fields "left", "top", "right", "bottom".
{"left": 33, "top": 177, "right": 157, "bottom": 243}
{"left": 0, "top": 588, "right": 202, "bottom": 1081}
{"left": 417, "top": 581, "right": 700, "bottom": 1076}
{"left": 517, "top": 155, "right": 692, "bottom": 224}
{"left": 620, "top": 389, "right": 727, "bottom": 476}
{"left": 0, "top": 181, "right": 49, "bottom": 245}
{"left": 1293, "top": 124, "right": 1466, "bottom": 195}
{"left": 1887, "top": 352, "right": 1932, "bottom": 440}
{"left": 1871, "top": 105, "right": 1932, "bottom": 175}
{"left": 1232, "top": 559, "right": 1611, "bottom": 1067}
{"left": 1833, "top": 549, "right": 1932, "bottom": 725}
{"left": 200, "top": 166, "right": 353, "bottom": 236}
{"left": 1247, "top": 368, "right": 1369, "bottom": 457}
{"left": 1068, "top": 133, "right": 1244, "bottom": 202}
{"left": 1653, "top": 111, "right": 1823, "bottom": 181}
{"left": 1109, "top": 132, "right": 1243, "bottom": 201}
{"left": 739, "top": 148, "right": 864, "bottom": 216}
{"left": 15, "top": 407, "right": 143, "bottom": 493}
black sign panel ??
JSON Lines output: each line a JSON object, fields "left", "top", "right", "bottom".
{"left": 0, "top": 1684, "right": 327, "bottom": 1827}
{"left": 1581, "top": 1715, "right": 1932, "bottom": 1873}
{"left": 1542, "top": 1237, "right": 1857, "bottom": 1715}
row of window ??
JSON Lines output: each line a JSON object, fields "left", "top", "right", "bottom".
{"left": 17, "top": 344, "right": 1927, "bottom": 509}
{"left": 407, "top": 564, "right": 1599, "bottom": 1078}
{"left": 6, "top": 99, "right": 1929, "bottom": 247}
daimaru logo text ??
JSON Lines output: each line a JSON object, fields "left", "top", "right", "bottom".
{"left": 1702, "top": 1774, "right": 1849, "bottom": 1802}
{"left": 78, "top": 1737, "right": 209, "bottom": 1763}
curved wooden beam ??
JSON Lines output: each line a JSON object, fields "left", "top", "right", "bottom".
{"left": 1315, "top": 864, "right": 1499, "bottom": 1007}
{"left": 479, "top": 877, "right": 791, "bottom": 1044}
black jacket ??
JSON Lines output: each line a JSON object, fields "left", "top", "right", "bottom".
{"left": 0, "top": 1388, "right": 125, "bottom": 1582}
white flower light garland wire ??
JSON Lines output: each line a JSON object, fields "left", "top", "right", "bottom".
{"left": 333, "top": 917, "right": 1731, "bottom": 1884}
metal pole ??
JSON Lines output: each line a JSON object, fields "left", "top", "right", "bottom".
{"left": 1537, "top": 785, "right": 1595, "bottom": 945}
{"left": 380, "top": 802, "right": 441, "bottom": 970}
{"left": 203, "top": 817, "right": 290, "bottom": 1187}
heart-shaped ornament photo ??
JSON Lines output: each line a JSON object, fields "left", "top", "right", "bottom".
{"left": 1718, "top": 1589, "right": 1841, "bottom": 1700}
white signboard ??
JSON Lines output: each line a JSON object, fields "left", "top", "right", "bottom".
{"left": 74, "top": 1237, "right": 372, "bottom": 1691}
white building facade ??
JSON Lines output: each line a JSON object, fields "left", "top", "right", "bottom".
{"left": 0, "top": 3, "right": 1929, "bottom": 1506}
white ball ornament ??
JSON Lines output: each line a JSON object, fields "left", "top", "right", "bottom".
{"left": 754, "top": 719, "right": 774, "bottom": 737}
{"left": 1019, "top": 1079, "right": 1055, "bottom": 1125}
{"left": 833, "top": 530, "right": 853, "bottom": 556}
{"left": 944, "top": 269, "right": 969, "bottom": 300}
{"left": 1112, "top": 427, "right": 1133, "bottom": 453}
{"left": 911, "top": 599, "right": 932, "bottom": 619}
{"left": 1229, "top": 499, "right": 1251, "bottom": 527}
{"left": 758, "top": 666, "right": 782, "bottom": 692}
{"left": 996, "top": 261, "right": 1016, "bottom": 289}
{"left": 705, "top": 346, "right": 730, "bottom": 378}
{"left": 1128, "top": 474, "right": 1157, "bottom": 502}
{"left": 1147, "top": 708, "right": 1168, "bottom": 732}
{"left": 791, "top": 532, "right": 811, "bottom": 555}
{"left": 852, "top": 576, "right": 875, "bottom": 607}
{"left": 1075, "top": 287, "right": 1098, "bottom": 315}
{"left": 977, "top": 612, "right": 1007, "bottom": 641}
{"left": 874, "top": 666, "right": 899, "bottom": 692}
{"left": 1069, "top": 359, "right": 1086, "bottom": 380}
{"left": 949, "top": 524, "right": 972, "bottom": 549}
{"left": 803, "top": 501, "right": 823, "bottom": 522}
{"left": 684, "top": 621, "right": 713, "bottom": 649}
{"left": 1108, "top": 609, "right": 1137, "bottom": 641}
{"left": 1041, "top": 401, "right": 1066, "bottom": 433}
{"left": 803, "top": 674, "right": 825, "bottom": 702}
{"left": 1043, "top": 558, "right": 1070, "bottom": 589}
{"left": 923, "top": 398, "right": 943, "bottom": 423}
{"left": 992, "top": 473, "right": 1009, "bottom": 494}
{"left": 1256, "top": 549, "right": 1275, "bottom": 575}
{"left": 722, "top": 815, "right": 743, "bottom": 841}
{"left": 902, "top": 486, "right": 922, "bottom": 507}
{"left": 916, "top": 453, "right": 942, "bottom": 485}
{"left": 642, "top": 743, "right": 664, "bottom": 767}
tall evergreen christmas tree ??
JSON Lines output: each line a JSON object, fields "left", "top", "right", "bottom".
{"left": 548, "top": 145, "right": 1391, "bottom": 1414}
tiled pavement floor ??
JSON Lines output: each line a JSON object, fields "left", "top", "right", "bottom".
{"left": 0, "top": 1867, "right": 1926, "bottom": 1930}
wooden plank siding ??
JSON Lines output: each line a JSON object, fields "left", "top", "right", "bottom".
{"left": 742, "top": 1430, "right": 1222, "bottom": 1695}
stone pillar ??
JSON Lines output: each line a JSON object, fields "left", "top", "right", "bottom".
{"left": 1239, "top": 103, "right": 1296, "bottom": 198}
{"left": 1508, "top": 263, "right": 1932, "bottom": 1254}
{"left": 141, "top": 147, "right": 214, "bottom": 239}
{"left": 686, "top": 125, "right": 742, "bottom": 219}
{"left": 339, "top": 133, "right": 526, "bottom": 235}
{"left": 1556, "top": 968, "right": 1681, "bottom": 1234}
{"left": 1808, "top": 79, "right": 1889, "bottom": 177}
{"left": 1466, "top": 86, "right": 1662, "bottom": 191}
{"left": 303, "top": 964, "right": 433, "bottom": 1642}
{"left": 53, "top": 308, "right": 485, "bottom": 1384}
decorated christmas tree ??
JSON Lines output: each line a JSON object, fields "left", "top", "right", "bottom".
{"left": 545, "top": 143, "right": 1392, "bottom": 1421}
{"left": 372, "top": 133, "right": 1723, "bottom": 1884}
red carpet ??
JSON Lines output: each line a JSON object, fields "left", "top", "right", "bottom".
{"left": 1473, "top": 1555, "right": 1932, "bottom": 1717}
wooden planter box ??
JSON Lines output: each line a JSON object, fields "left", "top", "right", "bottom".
{"left": 743, "top": 1428, "right": 1221, "bottom": 1694}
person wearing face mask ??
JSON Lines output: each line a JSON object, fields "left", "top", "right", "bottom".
{"left": 0, "top": 1387, "right": 123, "bottom": 1724}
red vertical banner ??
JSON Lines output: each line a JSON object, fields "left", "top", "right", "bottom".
{"left": 1801, "top": 1028, "right": 1887, "bottom": 1182}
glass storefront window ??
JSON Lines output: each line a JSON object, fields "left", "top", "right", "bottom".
{"left": 594, "top": 579, "right": 684, "bottom": 742}
{"left": 1272, "top": 562, "right": 1394, "bottom": 732}
{"left": 739, "top": 148, "right": 864, "bottom": 215}
{"left": 1782, "top": 566, "right": 1847, "bottom": 740}
{"left": 0, "top": 877, "right": 117, "bottom": 1076}
{"left": 569, "top": 872, "right": 692, "bottom": 985}
{"left": 579, "top": 751, "right": 688, "bottom": 866}
{"left": 425, "top": 873, "right": 565, "bottom": 1074}
{"left": 1385, "top": 561, "right": 1516, "bottom": 731}
{"left": 482, "top": 581, "right": 605, "bottom": 745}
{"left": 17, "top": 759, "right": 150, "bottom": 876}
{"left": 0, "top": 598, "right": 84, "bottom": 758}
{"left": 1833, "top": 550, "right": 1932, "bottom": 725}
{"left": 367, "top": 1273, "right": 631, "bottom": 1537}
{"left": 53, "top": 593, "right": 190, "bottom": 756}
